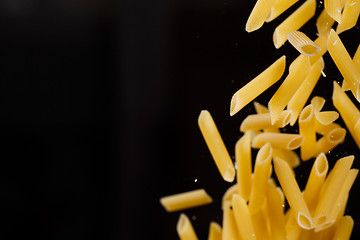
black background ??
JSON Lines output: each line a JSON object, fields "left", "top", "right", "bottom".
{"left": 0, "top": 0, "right": 359, "bottom": 239}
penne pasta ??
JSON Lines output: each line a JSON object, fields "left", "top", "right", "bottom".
{"left": 332, "top": 216, "right": 354, "bottom": 240}
{"left": 223, "top": 201, "right": 241, "bottom": 240}
{"left": 287, "top": 31, "right": 321, "bottom": 56}
{"left": 273, "top": 0, "right": 316, "bottom": 49}
{"left": 198, "top": 110, "right": 235, "bottom": 182}
{"left": 232, "top": 194, "right": 257, "bottom": 240}
{"left": 253, "top": 101, "right": 269, "bottom": 114}
{"left": 342, "top": 43, "right": 360, "bottom": 91}
{"left": 299, "top": 104, "right": 317, "bottom": 161}
{"left": 336, "top": 0, "right": 360, "bottom": 34}
{"left": 315, "top": 126, "right": 346, "bottom": 155}
{"left": 316, "top": 9, "right": 336, "bottom": 36}
{"left": 246, "top": 0, "right": 276, "bottom": 32}
{"left": 252, "top": 132, "right": 304, "bottom": 150}
{"left": 230, "top": 56, "right": 286, "bottom": 116}
{"left": 251, "top": 206, "right": 271, "bottom": 239}
{"left": 208, "top": 222, "right": 222, "bottom": 240}
{"left": 272, "top": 147, "right": 300, "bottom": 168}
{"left": 240, "top": 110, "right": 292, "bottom": 132}
{"left": 160, "top": 189, "right": 213, "bottom": 212}
{"left": 266, "top": 0, "right": 300, "bottom": 22}
{"left": 324, "top": 0, "right": 343, "bottom": 23}
{"left": 177, "top": 214, "right": 199, "bottom": 240}
{"left": 266, "top": 181, "right": 286, "bottom": 240}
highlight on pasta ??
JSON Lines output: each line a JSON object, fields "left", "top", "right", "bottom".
{"left": 160, "top": 0, "right": 359, "bottom": 239}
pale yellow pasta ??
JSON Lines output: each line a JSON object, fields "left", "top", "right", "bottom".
{"left": 268, "top": 55, "right": 310, "bottom": 124}
{"left": 299, "top": 104, "right": 317, "bottom": 161}
{"left": 177, "top": 214, "right": 199, "bottom": 240}
{"left": 272, "top": 147, "right": 300, "bottom": 168}
{"left": 315, "top": 126, "right": 346, "bottom": 155}
{"left": 303, "top": 153, "right": 329, "bottom": 211}
{"left": 231, "top": 194, "right": 257, "bottom": 240}
{"left": 327, "top": 29, "right": 360, "bottom": 101}
{"left": 287, "top": 30, "right": 321, "bottom": 56}
{"left": 208, "top": 222, "right": 222, "bottom": 240}
{"left": 342, "top": 43, "right": 360, "bottom": 91}
{"left": 287, "top": 58, "right": 324, "bottom": 125}
{"left": 230, "top": 56, "right": 286, "bottom": 116}
{"left": 273, "top": 0, "right": 316, "bottom": 48}
{"left": 222, "top": 184, "right": 238, "bottom": 209}
{"left": 240, "top": 110, "right": 292, "bottom": 132}
{"left": 325, "top": 0, "right": 343, "bottom": 23}
{"left": 266, "top": 0, "right": 300, "bottom": 22}
{"left": 332, "top": 216, "right": 354, "bottom": 240}
{"left": 235, "top": 132, "right": 253, "bottom": 201}
{"left": 160, "top": 189, "right": 213, "bottom": 212}
{"left": 249, "top": 143, "right": 273, "bottom": 213}
{"left": 316, "top": 122, "right": 342, "bottom": 135}
{"left": 311, "top": 96, "right": 326, "bottom": 112}
{"left": 317, "top": 8, "right": 336, "bottom": 36}
{"left": 198, "top": 110, "right": 235, "bottom": 182}
{"left": 337, "top": 0, "right": 360, "bottom": 34}
{"left": 252, "top": 132, "right": 304, "bottom": 150}
{"left": 246, "top": 0, "right": 276, "bottom": 32}
{"left": 312, "top": 155, "right": 354, "bottom": 227}
{"left": 266, "top": 181, "right": 286, "bottom": 240}
{"left": 253, "top": 101, "right": 269, "bottom": 114}
{"left": 251, "top": 206, "right": 271, "bottom": 239}
{"left": 274, "top": 157, "right": 313, "bottom": 229}
{"left": 332, "top": 81, "right": 360, "bottom": 148}
{"left": 315, "top": 111, "right": 340, "bottom": 126}
{"left": 222, "top": 201, "right": 241, "bottom": 240}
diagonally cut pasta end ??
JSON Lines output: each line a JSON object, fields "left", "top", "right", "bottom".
{"left": 224, "top": 165, "right": 236, "bottom": 182}
{"left": 287, "top": 135, "right": 305, "bottom": 150}
{"left": 326, "top": 127, "right": 346, "bottom": 144}
{"left": 230, "top": 93, "right": 240, "bottom": 116}
{"left": 273, "top": 29, "right": 281, "bottom": 49}
{"left": 177, "top": 214, "right": 189, "bottom": 234}
{"left": 298, "top": 212, "right": 313, "bottom": 229}
{"left": 315, "top": 153, "right": 328, "bottom": 177}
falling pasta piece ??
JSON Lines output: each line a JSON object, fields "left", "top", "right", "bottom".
{"left": 287, "top": 31, "right": 321, "bottom": 56}
{"left": 266, "top": 0, "right": 300, "bottom": 22}
{"left": 208, "top": 222, "right": 222, "bottom": 240}
{"left": 252, "top": 132, "right": 304, "bottom": 150}
{"left": 336, "top": 0, "right": 360, "bottom": 34}
{"left": 325, "top": 0, "right": 343, "bottom": 23}
{"left": 246, "top": 0, "right": 275, "bottom": 32}
{"left": 177, "top": 214, "right": 199, "bottom": 240}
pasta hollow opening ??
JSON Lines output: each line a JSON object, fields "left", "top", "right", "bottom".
{"left": 316, "top": 153, "right": 328, "bottom": 176}
{"left": 257, "top": 143, "right": 272, "bottom": 164}
{"left": 301, "top": 45, "right": 319, "bottom": 56}
{"left": 224, "top": 166, "right": 236, "bottom": 182}
{"left": 287, "top": 136, "right": 304, "bottom": 149}
{"left": 327, "top": 128, "right": 346, "bottom": 143}
{"left": 177, "top": 214, "right": 188, "bottom": 234}
{"left": 315, "top": 215, "right": 327, "bottom": 226}
{"left": 298, "top": 213, "right": 313, "bottom": 229}
{"left": 283, "top": 110, "right": 292, "bottom": 126}
{"left": 299, "top": 105, "right": 313, "bottom": 122}
{"left": 230, "top": 95, "right": 237, "bottom": 116}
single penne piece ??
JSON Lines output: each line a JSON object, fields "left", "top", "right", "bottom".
{"left": 266, "top": 0, "right": 300, "bottom": 22}
{"left": 287, "top": 31, "right": 321, "bottom": 56}
{"left": 342, "top": 43, "right": 360, "bottom": 91}
{"left": 328, "top": 29, "right": 360, "bottom": 102}
{"left": 249, "top": 143, "right": 273, "bottom": 213}
{"left": 336, "top": 0, "right": 360, "bottom": 34}
{"left": 252, "top": 132, "right": 305, "bottom": 150}
{"left": 160, "top": 189, "right": 213, "bottom": 212}
{"left": 332, "top": 216, "right": 354, "bottom": 240}
{"left": 254, "top": 101, "right": 269, "bottom": 114}
{"left": 315, "top": 126, "right": 346, "bottom": 155}
{"left": 312, "top": 155, "right": 354, "bottom": 227}
{"left": 251, "top": 205, "right": 271, "bottom": 239}
{"left": 177, "top": 214, "right": 199, "bottom": 240}
{"left": 198, "top": 110, "right": 235, "bottom": 182}
{"left": 208, "top": 222, "right": 222, "bottom": 240}
{"left": 274, "top": 157, "right": 313, "bottom": 229}
{"left": 266, "top": 181, "right": 286, "bottom": 240}
{"left": 222, "top": 184, "right": 239, "bottom": 209}
{"left": 315, "top": 111, "right": 339, "bottom": 126}
{"left": 299, "top": 104, "right": 317, "bottom": 161}
{"left": 231, "top": 194, "right": 257, "bottom": 240}
{"left": 273, "top": 0, "right": 316, "bottom": 48}
{"left": 240, "top": 110, "right": 292, "bottom": 132}
{"left": 272, "top": 147, "right": 300, "bottom": 168}
{"left": 324, "top": 0, "right": 343, "bottom": 23}
{"left": 287, "top": 58, "right": 324, "bottom": 125}
{"left": 235, "top": 132, "right": 252, "bottom": 201}
{"left": 332, "top": 81, "right": 360, "bottom": 148}
{"left": 316, "top": 8, "right": 336, "bottom": 35}
{"left": 222, "top": 201, "right": 241, "bottom": 240}
{"left": 303, "top": 153, "right": 329, "bottom": 212}
{"left": 230, "top": 56, "right": 286, "bottom": 116}
{"left": 269, "top": 55, "right": 310, "bottom": 124}
{"left": 246, "top": 0, "right": 276, "bottom": 32}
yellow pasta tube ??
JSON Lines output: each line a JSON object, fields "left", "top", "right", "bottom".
{"left": 325, "top": 0, "right": 343, "bottom": 23}
{"left": 266, "top": 181, "right": 286, "bottom": 240}
{"left": 287, "top": 58, "right": 324, "bottom": 125}
{"left": 160, "top": 189, "right": 213, "bottom": 212}
{"left": 253, "top": 101, "right": 269, "bottom": 114}
{"left": 332, "top": 81, "right": 360, "bottom": 148}
{"left": 272, "top": 147, "right": 300, "bottom": 168}
{"left": 177, "top": 214, "right": 199, "bottom": 240}
{"left": 299, "top": 104, "right": 317, "bottom": 161}
{"left": 252, "top": 132, "right": 304, "bottom": 150}
{"left": 208, "top": 222, "right": 222, "bottom": 240}
{"left": 274, "top": 157, "right": 313, "bottom": 229}
{"left": 315, "top": 111, "right": 340, "bottom": 126}
{"left": 313, "top": 155, "right": 354, "bottom": 227}
{"left": 327, "top": 29, "right": 360, "bottom": 101}
{"left": 268, "top": 55, "right": 310, "bottom": 124}
{"left": 232, "top": 194, "right": 257, "bottom": 240}
{"left": 332, "top": 216, "right": 354, "bottom": 240}
{"left": 287, "top": 31, "right": 321, "bottom": 56}
{"left": 230, "top": 56, "right": 286, "bottom": 116}
{"left": 222, "top": 184, "right": 238, "bottom": 209}
{"left": 311, "top": 95, "right": 325, "bottom": 112}
{"left": 337, "top": 0, "right": 360, "bottom": 34}
{"left": 316, "top": 9, "right": 336, "bottom": 35}
{"left": 315, "top": 126, "right": 346, "bottom": 155}
{"left": 342, "top": 43, "right": 360, "bottom": 91}
{"left": 303, "top": 153, "right": 329, "bottom": 211}
{"left": 249, "top": 143, "right": 272, "bottom": 213}
{"left": 235, "top": 132, "right": 252, "bottom": 201}
{"left": 246, "top": 0, "right": 276, "bottom": 32}
{"left": 266, "top": 0, "right": 300, "bottom": 22}
{"left": 198, "top": 110, "right": 235, "bottom": 182}
{"left": 273, "top": 0, "right": 316, "bottom": 48}
{"left": 222, "top": 201, "right": 241, "bottom": 240}
{"left": 240, "top": 110, "right": 292, "bottom": 132}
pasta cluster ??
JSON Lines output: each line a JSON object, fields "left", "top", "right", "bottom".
{"left": 160, "top": 0, "right": 360, "bottom": 239}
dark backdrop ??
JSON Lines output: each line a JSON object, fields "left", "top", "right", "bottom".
{"left": 0, "top": 0, "right": 359, "bottom": 239}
